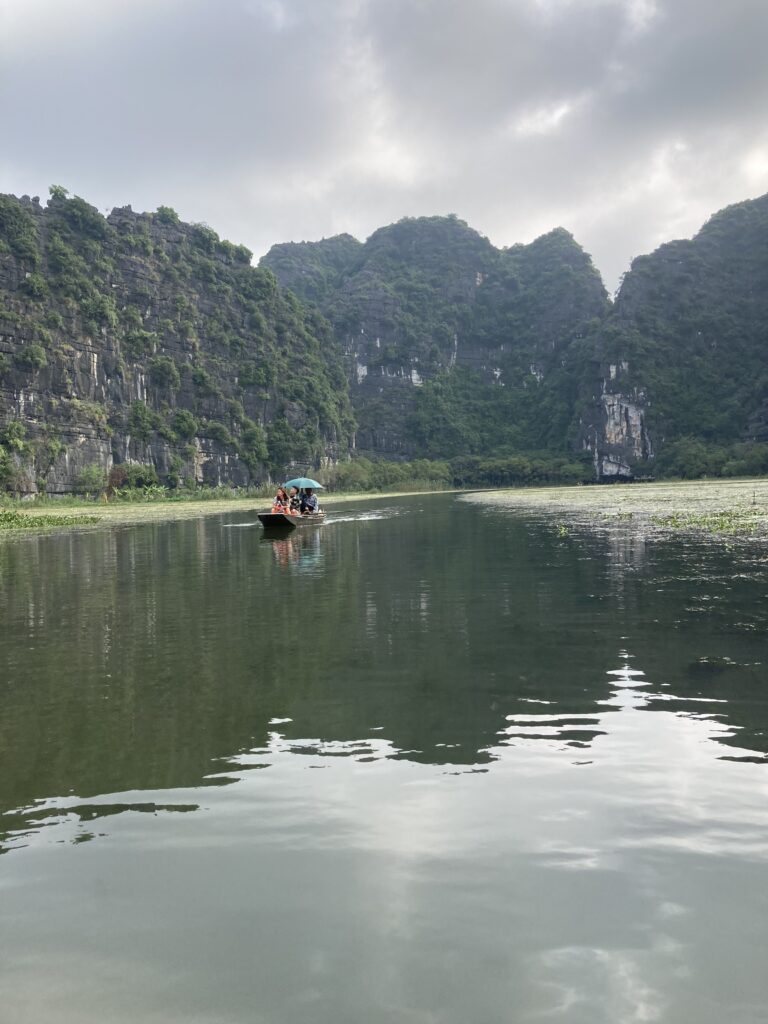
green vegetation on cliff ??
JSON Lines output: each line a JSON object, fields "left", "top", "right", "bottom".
{"left": 265, "top": 197, "right": 768, "bottom": 483}
{"left": 263, "top": 216, "right": 608, "bottom": 462}
{"left": 410, "top": 228, "right": 608, "bottom": 458}
{"left": 618, "top": 196, "right": 768, "bottom": 445}
{"left": 3, "top": 187, "right": 768, "bottom": 494}
{"left": 582, "top": 193, "right": 768, "bottom": 478}
{"left": 0, "top": 189, "right": 354, "bottom": 493}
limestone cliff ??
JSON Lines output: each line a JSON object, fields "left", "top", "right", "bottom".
{"left": 265, "top": 216, "right": 495, "bottom": 453}
{"left": 580, "top": 363, "right": 653, "bottom": 478}
{"left": 0, "top": 192, "right": 354, "bottom": 493}
{"left": 265, "top": 197, "right": 768, "bottom": 479}
{"left": 3, "top": 187, "right": 766, "bottom": 491}
{"left": 581, "top": 192, "right": 768, "bottom": 478}
{"left": 263, "top": 217, "right": 608, "bottom": 458}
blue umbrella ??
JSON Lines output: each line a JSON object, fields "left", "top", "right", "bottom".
{"left": 284, "top": 477, "right": 324, "bottom": 489}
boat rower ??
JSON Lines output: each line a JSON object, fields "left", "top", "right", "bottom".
{"left": 300, "top": 487, "right": 320, "bottom": 515}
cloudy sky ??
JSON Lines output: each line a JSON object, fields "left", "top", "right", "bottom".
{"left": 1, "top": 0, "right": 766, "bottom": 290}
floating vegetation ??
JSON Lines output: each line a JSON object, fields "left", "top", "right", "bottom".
{"left": 0, "top": 508, "right": 100, "bottom": 531}
{"left": 462, "top": 479, "right": 768, "bottom": 543}
{"left": 650, "top": 509, "right": 766, "bottom": 535}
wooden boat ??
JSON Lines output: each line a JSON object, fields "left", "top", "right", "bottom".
{"left": 257, "top": 510, "right": 326, "bottom": 530}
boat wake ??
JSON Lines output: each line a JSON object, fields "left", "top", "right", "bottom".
{"left": 325, "top": 509, "right": 399, "bottom": 525}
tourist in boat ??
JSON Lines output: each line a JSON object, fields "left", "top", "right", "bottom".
{"left": 300, "top": 487, "right": 320, "bottom": 515}
{"left": 271, "top": 486, "right": 289, "bottom": 513}
{"left": 288, "top": 486, "right": 301, "bottom": 515}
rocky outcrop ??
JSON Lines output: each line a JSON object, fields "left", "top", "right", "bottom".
{"left": 263, "top": 218, "right": 609, "bottom": 458}
{"left": 581, "top": 192, "right": 768, "bottom": 477}
{"left": 0, "top": 192, "right": 354, "bottom": 493}
{"left": 580, "top": 361, "right": 653, "bottom": 478}
{"left": 265, "top": 215, "right": 499, "bottom": 455}
{"left": 4, "top": 188, "right": 767, "bottom": 489}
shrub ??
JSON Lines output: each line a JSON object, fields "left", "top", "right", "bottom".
{"left": 108, "top": 463, "right": 158, "bottom": 490}
{"left": 0, "top": 196, "right": 40, "bottom": 266}
{"left": 123, "top": 463, "right": 158, "bottom": 488}
{"left": 0, "top": 451, "right": 31, "bottom": 495}
{"left": 148, "top": 355, "right": 181, "bottom": 389}
{"left": 232, "top": 244, "right": 252, "bottom": 265}
{"left": 128, "top": 401, "right": 160, "bottom": 441}
{"left": 21, "top": 273, "right": 48, "bottom": 300}
{"left": 330, "top": 459, "right": 374, "bottom": 492}
{"left": 156, "top": 318, "right": 176, "bottom": 339}
{"left": 63, "top": 398, "right": 108, "bottom": 426}
{"left": 80, "top": 292, "right": 118, "bottom": 329}
{"left": 238, "top": 361, "right": 272, "bottom": 389}
{"left": 13, "top": 344, "right": 47, "bottom": 371}
{"left": 655, "top": 437, "right": 720, "bottom": 479}
{"left": 191, "top": 223, "right": 220, "bottom": 253}
{"left": 75, "top": 464, "right": 107, "bottom": 495}
{"left": 239, "top": 421, "right": 268, "bottom": 472}
{"left": 1, "top": 420, "right": 28, "bottom": 452}
{"left": 121, "top": 305, "right": 144, "bottom": 330}
{"left": 203, "top": 420, "right": 233, "bottom": 445}
{"left": 123, "top": 330, "right": 156, "bottom": 360}
{"left": 191, "top": 366, "right": 221, "bottom": 397}
{"left": 39, "top": 435, "right": 64, "bottom": 469}
{"left": 171, "top": 409, "right": 198, "bottom": 442}
{"left": 61, "top": 196, "right": 108, "bottom": 239}
{"left": 156, "top": 206, "right": 180, "bottom": 225}
{"left": 167, "top": 454, "right": 184, "bottom": 489}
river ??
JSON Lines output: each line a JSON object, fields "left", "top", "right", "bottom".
{"left": 1, "top": 492, "right": 767, "bottom": 1023}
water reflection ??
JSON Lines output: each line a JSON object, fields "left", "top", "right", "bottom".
{"left": 1, "top": 496, "right": 768, "bottom": 1022}
{"left": 3, "top": 639, "right": 765, "bottom": 854}
{"left": 1, "top": 499, "right": 767, "bottom": 836}
{"left": 2, "top": 800, "right": 200, "bottom": 854}
{"left": 3, "top": 639, "right": 767, "bottom": 1020}
{"left": 262, "top": 528, "right": 325, "bottom": 574}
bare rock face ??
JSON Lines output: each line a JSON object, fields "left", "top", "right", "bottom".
{"left": 0, "top": 193, "right": 354, "bottom": 493}
{"left": 580, "top": 361, "right": 653, "bottom": 479}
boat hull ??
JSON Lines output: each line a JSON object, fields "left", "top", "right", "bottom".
{"left": 257, "top": 511, "right": 325, "bottom": 530}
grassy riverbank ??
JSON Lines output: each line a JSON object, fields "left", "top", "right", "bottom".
{"left": 0, "top": 487, "right": 447, "bottom": 535}
{"left": 0, "top": 495, "right": 257, "bottom": 534}
{"left": 4, "top": 477, "right": 768, "bottom": 538}
{"left": 464, "top": 477, "right": 768, "bottom": 539}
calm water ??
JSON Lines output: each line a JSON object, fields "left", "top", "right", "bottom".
{"left": 1, "top": 493, "right": 767, "bottom": 1023}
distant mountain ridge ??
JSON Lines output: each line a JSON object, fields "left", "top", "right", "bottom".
{"left": 262, "top": 216, "right": 609, "bottom": 457}
{"left": 1, "top": 187, "right": 767, "bottom": 493}
{"left": 263, "top": 194, "right": 768, "bottom": 479}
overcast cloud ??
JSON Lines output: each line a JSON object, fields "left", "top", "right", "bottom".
{"left": 1, "top": 0, "right": 766, "bottom": 290}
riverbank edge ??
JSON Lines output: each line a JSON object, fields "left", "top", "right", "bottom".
{"left": 5, "top": 477, "right": 768, "bottom": 538}
{"left": 0, "top": 487, "right": 458, "bottom": 535}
